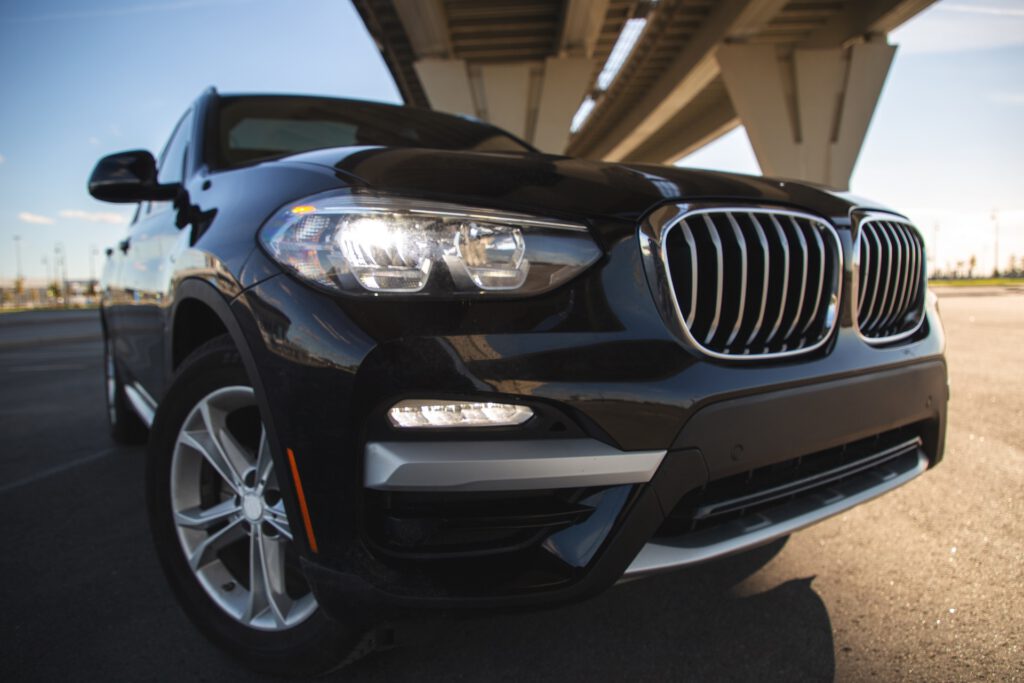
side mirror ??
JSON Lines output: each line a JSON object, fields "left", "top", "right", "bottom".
{"left": 88, "top": 150, "right": 178, "bottom": 203}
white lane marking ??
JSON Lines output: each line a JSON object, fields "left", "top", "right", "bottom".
{"left": 0, "top": 447, "right": 122, "bottom": 494}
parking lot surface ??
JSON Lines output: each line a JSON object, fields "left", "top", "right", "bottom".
{"left": 1, "top": 291, "right": 1021, "bottom": 681}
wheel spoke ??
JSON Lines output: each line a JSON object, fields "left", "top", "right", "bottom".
{"left": 187, "top": 517, "right": 246, "bottom": 572}
{"left": 264, "top": 502, "right": 293, "bottom": 541}
{"left": 174, "top": 499, "right": 241, "bottom": 530}
{"left": 244, "top": 526, "right": 271, "bottom": 623}
{"left": 179, "top": 431, "right": 244, "bottom": 495}
{"left": 245, "top": 526, "right": 292, "bottom": 627}
{"left": 263, "top": 531, "right": 292, "bottom": 627}
{"left": 255, "top": 427, "right": 274, "bottom": 492}
{"left": 200, "top": 401, "right": 254, "bottom": 483}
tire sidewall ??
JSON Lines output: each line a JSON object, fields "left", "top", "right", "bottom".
{"left": 146, "top": 337, "right": 360, "bottom": 676}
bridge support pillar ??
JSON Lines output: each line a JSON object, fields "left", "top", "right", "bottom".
{"left": 716, "top": 38, "right": 896, "bottom": 190}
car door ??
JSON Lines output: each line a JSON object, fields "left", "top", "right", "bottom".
{"left": 101, "top": 203, "right": 138, "bottom": 360}
{"left": 118, "top": 109, "right": 194, "bottom": 401}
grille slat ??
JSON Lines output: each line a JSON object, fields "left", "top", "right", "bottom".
{"left": 780, "top": 216, "right": 808, "bottom": 343}
{"left": 884, "top": 224, "right": 901, "bottom": 331}
{"left": 890, "top": 223, "right": 912, "bottom": 329}
{"left": 857, "top": 226, "right": 871, "bottom": 318}
{"left": 855, "top": 216, "right": 927, "bottom": 343}
{"left": 867, "top": 225, "right": 887, "bottom": 329}
{"left": 761, "top": 216, "right": 790, "bottom": 348}
{"left": 724, "top": 214, "right": 748, "bottom": 347}
{"left": 800, "top": 220, "right": 827, "bottom": 337}
{"left": 660, "top": 208, "right": 842, "bottom": 359}
{"left": 682, "top": 223, "right": 698, "bottom": 328}
{"left": 745, "top": 213, "right": 773, "bottom": 347}
{"left": 706, "top": 215, "right": 724, "bottom": 345}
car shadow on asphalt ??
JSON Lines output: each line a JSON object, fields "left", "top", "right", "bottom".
{"left": 341, "top": 538, "right": 835, "bottom": 682}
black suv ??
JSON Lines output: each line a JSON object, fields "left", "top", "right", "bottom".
{"left": 91, "top": 88, "right": 947, "bottom": 675}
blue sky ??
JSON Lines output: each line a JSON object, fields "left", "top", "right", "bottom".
{"left": 1, "top": 0, "right": 1021, "bottom": 281}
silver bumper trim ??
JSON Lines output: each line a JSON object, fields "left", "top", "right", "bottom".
{"left": 624, "top": 448, "right": 928, "bottom": 577}
{"left": 364, "top": 439, "right": 666, "bottom": 492}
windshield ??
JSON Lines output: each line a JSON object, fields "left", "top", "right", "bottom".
{"left": 215, "top": 95, "right": 533, "bottom": 168}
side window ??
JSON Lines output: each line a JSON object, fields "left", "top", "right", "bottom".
{"left": 147, "top": 109, "right": 193, "bottom": 215}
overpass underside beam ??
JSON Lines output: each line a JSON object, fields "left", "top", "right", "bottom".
{"left": 716, "top": 40, "right": 896, "bottom": 191}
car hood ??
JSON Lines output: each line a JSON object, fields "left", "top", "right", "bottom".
{"left": 280, "top": 146, "right": 895, "bottom": 227}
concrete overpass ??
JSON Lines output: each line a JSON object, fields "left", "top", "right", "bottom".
{"left": 352, "top": 0, "right": 935, "bottom": 190}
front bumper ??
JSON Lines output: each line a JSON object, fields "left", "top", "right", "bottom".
{"left": 228, "top": 228, "right": 947, "bottom": 618}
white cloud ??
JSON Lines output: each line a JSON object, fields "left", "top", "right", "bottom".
{"left": 943, "top": 3, "right": 1024, "bottom": 17}
{"left": 989, "top": 92, "right": 1024, "bottom": 105}
{"left": 0, "top": 153, "right": 5, "bottom": 164}
{"left": 18, "top": 212, "right": 55, "bottom": 225}
{"left": 58, "top": 209, "right": 128, "bottom": 224}
{"left": 893, "top": 0, "right": 1024, "bottom": 53}
{"left": 88, "top": 136, "right": 100, "bottom": 145}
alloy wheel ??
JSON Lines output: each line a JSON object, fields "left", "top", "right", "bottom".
{"left": 170, "top": 386, "right": 317, "bottom": 631}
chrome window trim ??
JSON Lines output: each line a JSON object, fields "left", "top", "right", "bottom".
{"left": 639, "top": 203, "right": 844, "bottom": 361}
{"left": 852, "top": 211, "right": 928, "bottom": 346}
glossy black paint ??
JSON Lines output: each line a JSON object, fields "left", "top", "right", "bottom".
{"left": 97, "top": 89, "right": 946, "bottom": 616}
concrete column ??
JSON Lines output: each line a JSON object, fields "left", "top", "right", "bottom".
{"left": 479, "top": 63, "right": 533, "bottom": 140}
{"left": 533, "top": 57, "right": 596, "bottom": 153}
{"left": 413, "top": 58, "right": 476, "bottom": 118}
{"left": 717, "top": 39, "right": 896, "bottom": 190}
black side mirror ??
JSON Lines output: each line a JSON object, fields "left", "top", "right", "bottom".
{"left": 88, "top": 150, "right": 178, "bottom": 203}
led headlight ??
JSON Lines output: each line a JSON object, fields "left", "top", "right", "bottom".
{"left": 259, "top": 193, "right": 601, "bottom": 296}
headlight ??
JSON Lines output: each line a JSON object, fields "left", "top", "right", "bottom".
{"left": 259, "top": 193, "right": 602, "bottom": 296}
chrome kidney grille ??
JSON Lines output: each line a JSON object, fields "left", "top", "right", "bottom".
{"left": 855, "top": 216, "right": 926, "bottom": 343}
{"left": 641, "top": 206, "right": 843, "bottom": 360}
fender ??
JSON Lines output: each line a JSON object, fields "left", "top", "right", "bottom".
{"left": 162, "top": 276, "right": 316, "bottom": 555}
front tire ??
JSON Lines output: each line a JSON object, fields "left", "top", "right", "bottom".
{"left": 146, "top": 336, "right": 372, "bottom": 676}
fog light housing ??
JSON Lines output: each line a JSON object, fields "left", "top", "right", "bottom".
{"left": 388, "top": 400, "right": 534, "bottom": 429}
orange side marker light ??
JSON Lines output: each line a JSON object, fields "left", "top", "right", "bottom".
{"left": 286, "top": 448, "right": 319, "bottom": 554}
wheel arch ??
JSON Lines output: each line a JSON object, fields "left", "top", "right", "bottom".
{"left": 166, "top": 278, "right": 316, "bottom": 555}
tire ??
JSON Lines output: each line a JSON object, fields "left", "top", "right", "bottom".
{"left": 146, "top": 335, "right": 373, "bottom": 677}
{"left": 104, "top": 332, "right": 148, "bottom": 444}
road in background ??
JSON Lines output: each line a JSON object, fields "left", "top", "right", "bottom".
{"left": 1, "top": 293, "right": 1021, "bottom": 682}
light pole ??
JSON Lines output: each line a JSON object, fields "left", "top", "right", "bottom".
{"left": 991, "top": 209, "right": 1000, "bottom": 277}
{"left": 13, "top": 235, "right": 22, "bottom": 282}
{"left": 53, "top": 244, "right": 63, "bottom": 302}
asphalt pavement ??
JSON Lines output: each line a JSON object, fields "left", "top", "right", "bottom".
{"left": 1, "top": 293, "right": 1021, "bottom": 682}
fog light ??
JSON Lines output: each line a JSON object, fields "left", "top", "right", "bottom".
{"left": 388, "top": 400, "right": 534, "bottom": 428}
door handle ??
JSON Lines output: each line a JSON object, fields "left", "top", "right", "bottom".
{"left": 119, "top": 238, "right": 131, "bottom": 254}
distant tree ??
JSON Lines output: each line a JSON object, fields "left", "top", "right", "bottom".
{"left": 1009, "top": 254, "right": 1019, "bottom": 277}
{"left": 968, "top": 255, "right": 976, "bottom": 279}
